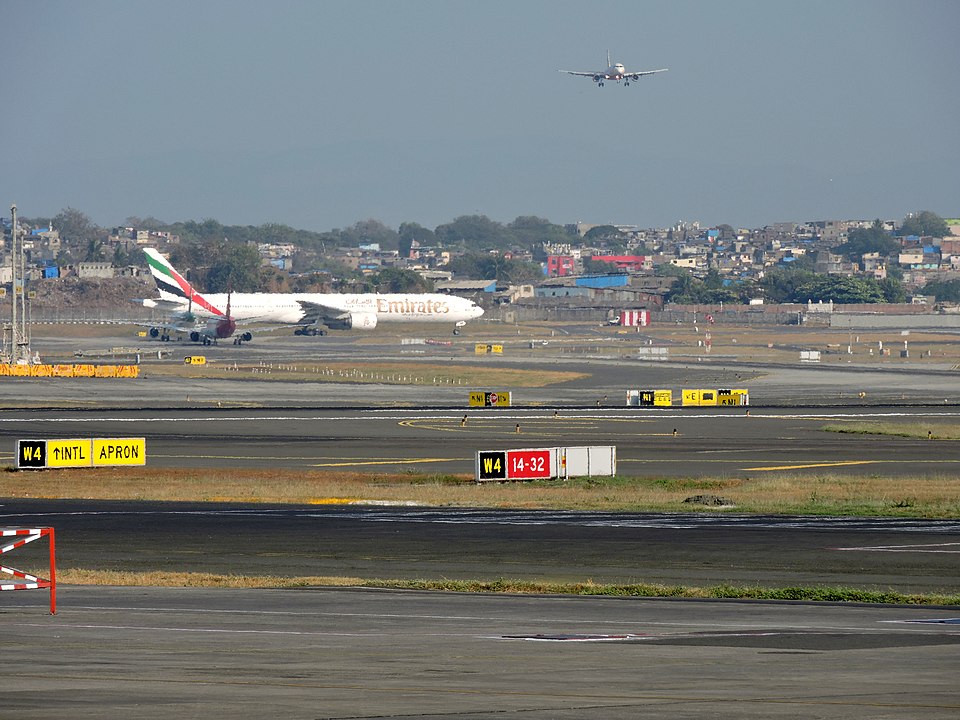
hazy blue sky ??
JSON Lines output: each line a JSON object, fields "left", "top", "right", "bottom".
{"left": 3, "top": 0, "right": 958, "bottom": 232}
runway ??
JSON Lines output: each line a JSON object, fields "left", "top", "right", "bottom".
{"left": 3, "top": 405, "right": 960, "bottom": 476}
{"left": 4, "top": 499, "right": 959, "bottom": 593}
{"left": 4, "top": 585, "right": 959, "bottom": 719}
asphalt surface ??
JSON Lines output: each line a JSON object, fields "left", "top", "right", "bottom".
{"left": 2, "top": 405, "right": 960, "bottom": 477}
{"left": 2, "top": 325, "right": 959, "bottom": 718}
{"left": 3, "top": 585, "right": 959, "bottom": 719}
{"left": 3, "top": 499, "right": 959, "bottom": 593}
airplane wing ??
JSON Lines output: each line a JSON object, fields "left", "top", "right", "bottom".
{"left": 627, "top": 68, "right": 668, "bottom": 77}
{"left": 135, "top": 318, "right": 201, "bottom": 334}
{"left": 296, "top": 299, "right": 351, "bottom": 325}
{"left": 558, "top": 70, "right": 600, "bottom": 77}
{"left": 137, "top": 297, "right": 190, "bottom": 313}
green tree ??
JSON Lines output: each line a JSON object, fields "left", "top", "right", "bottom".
{"left": 900, "top": 211, "right": 950, "bottom": 238}
{"left": 792, "top": 275, "right": 886, "bottom": 304}
{"left": 835, "top": 220, "right": 898, "bottom": 262}
{"left": 375, "top": 267, "right": 434, "bottom": 293}
{"left": 204, "top": 242, "right": 263, "bottom": 292}
{"left": 583, "top": 225, "right": 629, "bottom": 252}
{"left": 398, "top": 222, "right": 436, "bottom": 259}
{"left": 434, "top": 215, "right": 511, "bottom": 250}
{"left": 878, "top": 277, "right": 906, "bottom": 303}
{"left": 52, "top": 207, "right": 101, "bottom": 247}
{"left": 507, "top": 216, "right": 572, "bottom": 253}
{"left": 921, "top": 278, "right": 960, "bottom": 303}
{"left": 757, "top": 266, "right": 817, "bottom": 303}
{"left": 338, "top": 219, "right": 399, "bottom": 251}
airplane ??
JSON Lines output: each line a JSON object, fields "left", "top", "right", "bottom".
{"left": 559, "top": 51, "right": 667, "bottom": 87}
{"left": 139, "top": 248, "right": 484, "bottom": 344}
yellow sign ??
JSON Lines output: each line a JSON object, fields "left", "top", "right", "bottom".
{"left": 184, "top": 356, "right": 207, "bottom": 365}
{"left": 93, "top": 438, "right": 146, "bottom": 466}
{"left": 474, "top": 344, "right": 488, "bottom": 355}
{"left": 46, "top": 439, "right": 93, "bottom": 468}
{"left": 475, "top": 344, "right": 503, "bottom": 355}
{"left": 470, "top": 391, "right": 511, "bottom": 407}
{"left": 681, "top": 389, "right": 717, "bottom": 407}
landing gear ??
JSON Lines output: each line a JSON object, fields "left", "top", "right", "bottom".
{"left": 294, "top": 327, "right": 326, "bottom": 336}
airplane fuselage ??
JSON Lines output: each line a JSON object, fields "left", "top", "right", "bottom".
{"left": 164, "top": 292, "right": 483, "bottom": 326}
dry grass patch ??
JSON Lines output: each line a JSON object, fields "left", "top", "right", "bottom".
{"left": 4, "top": 467, "right": 959, "bottom": 517}
{"left": 39, "top": 569, "right": 960, "bottom": 605}
{"left": 142, "top": 360, "right": 586, "bottom": 387}
{"left": 823, "top": 421, "right": 960, "bottom": 440}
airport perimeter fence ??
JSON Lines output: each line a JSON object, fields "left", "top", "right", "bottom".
{"left": 4, "top": 307, "right": 162, "bottom": 324}
{"left": 499, "top": 304, "right": 813, "bottom": 326}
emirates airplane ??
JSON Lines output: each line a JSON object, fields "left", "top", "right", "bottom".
{"left": 560, "top": 51, "right": 667, "bottom": 87}
{"left": 140, "top": 248, "right": 484, "bottom": 345}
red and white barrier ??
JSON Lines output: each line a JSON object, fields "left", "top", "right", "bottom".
{"left": 1, "top": 527, "right": 56, "bottom": 614}
{"left": 617, "top": 310, "right": 649, "bottom": 327}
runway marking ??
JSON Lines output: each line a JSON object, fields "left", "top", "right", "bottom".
{"left": 743, "top": 461, "right": 876, "bottom": 471}
{"left": 835, "top": 542, "right": 960, "bottom": 553}
{"left": 310, "top": 458, "right": 459, "bottom": 468}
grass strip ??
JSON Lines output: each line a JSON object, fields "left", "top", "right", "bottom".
{"left": 142, "top": 360, "right": 587, "bottom": 387}
{"left": 822, "top": 421, "right": 960, "bottom": 440}
{"left": 53, "top": 569, "right": 960, "bottom": 606}
{"left": 6, "top": 467, "right": 960, "bottom": 518}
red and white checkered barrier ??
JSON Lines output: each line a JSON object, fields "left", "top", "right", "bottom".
{"left": 1, "top": 527, "right": 56, "bottom": 614}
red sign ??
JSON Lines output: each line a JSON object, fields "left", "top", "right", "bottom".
{"left": 506, "top": 449, "right": 552, "bottom": 480}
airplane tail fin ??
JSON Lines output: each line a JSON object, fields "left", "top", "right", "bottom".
{"left": 143, "top": 248, "right": 224, "bottom": 317}
{"left": 607, "top": 49, "right": 611, "bottom": 68}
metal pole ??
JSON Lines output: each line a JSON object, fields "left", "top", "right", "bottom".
{"left": 20, "top": 220, "right": 28, "bottom": 359}
{"left": 10, "top": 204, "right": 17, "bottom": 360}
{"left": 48, "top": 527, "right": 57, "bottom": 615}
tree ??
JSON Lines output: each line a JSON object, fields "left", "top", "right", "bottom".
{"left": 878, "top": 277, "right": 906, "bottom": 303}
{"left": 899, "top": 211, "right": 950, "bottom": 238}
{"left": 791, "top": 275, "right": 886, "bottom": 304}
{"left": 398, "top": 222, "right": 436, "bottom": 259}
{"left": 375, "top": 267, "right": 433, "bottom": 293}
{"left": 52, "top": 207, "right": 101, "bottom": 247}
{"left": 921, "top": 277, "right": 960, "bottom": 303}
{"left": 835, "top": 219, "right": 898, "bottom": 262}
{"left": 434, "top": 215, "right": 511, "bottom": 250}
{"left": 507, "top": 216, "right": 571, "bottom": 252}
{"left": 583, "top": 225, "right": 631, "bottom": 252}
{"left": 204, "top": 242, "right": 263, "bottom": 292}
{"left": 339, "top": 219, "right": 399, "bottom": 251}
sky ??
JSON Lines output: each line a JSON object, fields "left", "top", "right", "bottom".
{"left": 3, "top": 0, "right": 958, "bottom": 233}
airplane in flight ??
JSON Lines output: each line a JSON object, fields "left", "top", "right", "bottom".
{"left": 140, "top": 248, "right": 484, "bottom": 344}
{"left": 559, "top": 51, "right": 667, "bottom": 87}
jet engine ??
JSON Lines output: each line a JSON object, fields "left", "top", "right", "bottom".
{"left": 326, "top": 311, "right": 378, "bottom": 331}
